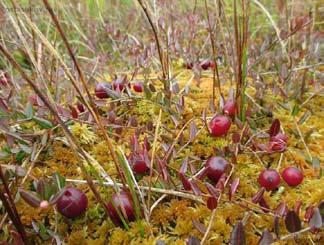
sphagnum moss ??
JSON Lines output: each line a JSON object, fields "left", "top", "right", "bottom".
{"left": 12, "top": 73, "right": 324, "bottom": 244}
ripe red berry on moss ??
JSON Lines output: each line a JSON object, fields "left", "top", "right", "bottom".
{"left": 205, "top": 156, "right": 228, "bottom": 183}
{"left": 209, "top": 115, "right": 231, "bottom": 137}
{"left": 281, "top": 166, "right": 303, "bottom": 187}
{"left": 223, "top": 100, "right": 236, "bottom": 116}
{"left": 95, "top": 83, "right": 110, "bottom": 99}
{"left": 133, "top": 82, "right": 143, "bottom": 93}
{"left": 258, "top": 169, "right": 281, "bottom": 190}
{"left": 106, "top": 191, "right": 136, "bottom": 226}
{"left": 57, "top": 187, "right": 88, "bottom": 218}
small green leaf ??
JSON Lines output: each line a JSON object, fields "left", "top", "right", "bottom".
{"left": 52, "top": 172, "right": 65, "bottom": 190}
{"left": 24, "top": 102, "right": 33, "bottom": 118}
{"left": 32, "top": 117, "right": 53, "bottom": 129}
{"left": 38, "top": 222, "right": 50, "bottom": 240}
{"left": 16, "top": 151, "right": 26, "bottom": 163}
{"left": 116, "top": 148, "right": 142, "bottom": 224}
{"left": 291, "top": 104, "right": 300, "bottom": 116}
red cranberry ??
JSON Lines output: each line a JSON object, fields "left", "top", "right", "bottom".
{"left": 200, "top": 59, "right": 215, "bottom": 70}
{"left": 258, "top": 169, "right": 281, "bottom": 190}
{"left": 223, "top": 100, "right": 236, "bottom": 116}
{"left": 77, "top": 102, "right": 85, "bottom": 113}
{"left": 95, "top": 83, "right": 111, "bottom": 99}
{"left": 184, "top": 61, "right": 193, "bottom": 69}
{"left": 200, "top": 60, "right": 209, "bottom": 70}
{"left": 281, "top": 167, "right": 303, "bottom": 187}
{"left": 133, "top": 82, "right": 143, "bottom": 93}
{"left": 209, "top": 115, "right": 231, "bottom": 137}
{"left": 106, "top": 191, "right": 135, "bottom": 226}
{"left": 56, "top": 187, "right": 88, "bottom": 218}
{"left": 205, "top": 156, "right": 228, "bottom": 182}
{"left": 129, "top": 153, "right": 149, "bottom": 174}
{"left": 112, "top": 80, "right": 130, "bottom": 91}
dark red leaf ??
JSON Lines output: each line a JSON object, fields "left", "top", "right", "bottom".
{"left": 189, "top": 121, "right": 198, "bottom": 141}
{"left": 285, "top": 210, "right": 302, "bottom": 233}
{"left": 230, "top": 221, "right": 246, "bottom": 245}
{"left": 258, "top": 229, "right": 274, "bottom": 245}
{"left": 130, "top": 134, "right": 139, "bottom": 153}
{"left": 206, "top": 183, "right": 219, "bottom": 198}
{"left": 0, "top": 98, "right": 8, "bottom": 112}
{"left": 304, "top": 205, "right": 315, "bottom": 222}
{"left": 215, "top": 174, "right": 226, "bottom": 192}
{"left": 309, "top": 208, "right": 322, "bottom": 229}
{"left": 229, "top": 178, "right": 240, "bottom": 201}
{"left": 143, "top": 137, "right": 150, "bottom": 151}
{"left": 179, "top": 157, "right": 188, "bottom": 174}
{"left": 259, "top": 197, "right": 270, "bottom": 213}
{"left": 269, "top": 119, "right": 280, "bottom": 137}
{"left": 275, "top": 202, "right": 288, "bottom": 217}
{"left": 69, "top": 106, "right": 78, "bottom": 119}
{"left": 207, "top": 197, "right": 218, "bottom": 210}
{"left": 36, "top": 179, "right": 46, "bottom": 200}
{"left": 189, "top": 162, "right": 197, "bottom": 175}
{"left": 189, "top": 180, "right": 201, "bottom": 196}
{"left": 232, "top": 132, "right": 241, "bottom": 143}
{"left": 159, "top": 163, "right": 169, "bottom": 182}
{"left": 294, "top": 200, "right": 302, "bottom": 216}
{"left": 192, "top": 219, "right": 207, "bottom": 234}
{"left": 252, "top": 188, "right": 265, "bottom": 204}
{"left": 274, "top": 216, "right": 280, "bottom": 238}
{"left": 19, "top": 188, "right": 41, "bottom": 208}
{"left": 179, "top": 174, "right": 191, "bottom": 191}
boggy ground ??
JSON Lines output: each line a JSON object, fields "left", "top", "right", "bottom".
{"left": 11, "top": 70, "right": 324, "bottom": 245}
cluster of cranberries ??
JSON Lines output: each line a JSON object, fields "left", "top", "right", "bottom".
{"left": 258, "top": 166, "right": 304, "bottom": 191}
{"left": 184, "top": 59, "right": 216, "bottom": 70}
{"left": 95, "top": 80, "right": 143, "bottom": 99}
{"left": 208, "top": 99, "right": 236, "bottom": 137}
{"left": 55, "top": 187, "right": 136, "bottom": 227}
